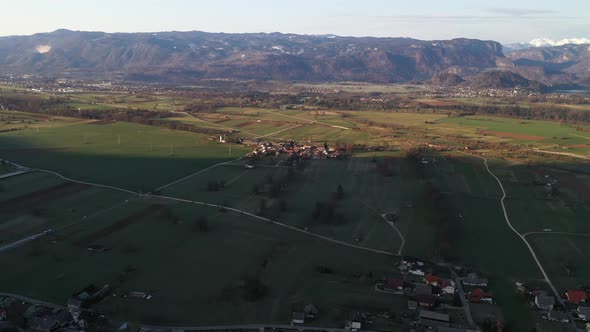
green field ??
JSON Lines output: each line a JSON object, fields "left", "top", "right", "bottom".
{"left": 0, "top": 121, "right": 250, "bottom": 191}
{"left": 2, "top": 98, "right": 590, "bottom": 330}
{"left": 437, "top": 116, "right": 590, "bottom": 152}
{"left": 0, "top": 173, "right": 402, "bottom": 326}
{"left": 0, "top": 172, "right": 133, "bottom": 245}
{"left": 161, "top": 155, "right": 433, "bottom": 255}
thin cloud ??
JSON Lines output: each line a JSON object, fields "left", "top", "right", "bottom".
{"left": 486, "top": 8, "right": 556, "bottom": 16}
{"left": 371, "top": 14, "right": 580, "bottom": 23}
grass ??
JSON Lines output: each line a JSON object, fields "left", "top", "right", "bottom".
{"left": 0, "top": 110, "right": 81, "bottom": 131}
{"left": 0, "top": 193, "right": 401, "bottom": 326}
{"left": 529, "top": 234, "right": 590, "bottom": 293}
{"left": 421, "top": 154, "right": 542, "bottom": 331}
{"left": 0, "top": 121, "right": 250, "bottom": 191}
{"left": 2, "top": 100, "right": 590, "bottom": 329}
{"left": 0, "top": 172, "right": 133, "bottom": 244}
{"left": 437, "top": 116, "right": 590, "bottom": 152}
{"left": 489, "top": 161, "right": 590, "bottom": 294}
{"left": 162, "top": 155, "right": 413, "bottom": 254}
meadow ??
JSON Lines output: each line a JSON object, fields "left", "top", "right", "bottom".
{"left": 0, "top": 173, "right": 402, "bottom": 326}
{"left": 437, "top": 116, "right": 590, "bottom": 153}
{"left": 2, "top": 100, "right": 590, "bottom": 329}
{"left": 161, "top": 154, "right": 430, "bottom": 255}
{"left": 0, "top": 118, "right": 250, "bottom": 191}
{"left": 0, "top": 172, "right": 133, "bottom": 245}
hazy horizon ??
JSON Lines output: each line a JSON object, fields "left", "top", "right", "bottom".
{"left": 1, "top": 0, "right": 589, "bottom": 43}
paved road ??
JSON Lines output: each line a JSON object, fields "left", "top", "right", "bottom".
{"left": 0, "top": 157, "right": 395, "bottom": 257}
{"left": 0, "top": 170, "right": 30, "bottom": 179}
{"left": 0, "top": 229, "right": 53, "bottom": 253}
{"left": 450, "top": 269, "right": 476, "bottom": 329}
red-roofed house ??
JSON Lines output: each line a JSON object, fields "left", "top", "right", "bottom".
{"left": 424, "top": 275, "right": 441, "bottom": 286}
{"left": 468, "top": 288, "right": 493, "bottom": 303}
{"left": 384, "top": 278, "right": 404, "bottom": 291}
{"left": 566, "top": 290, "right": 588, "bottom": 304}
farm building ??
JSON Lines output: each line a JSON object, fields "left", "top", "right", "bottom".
{"left": 304, "top": 304, "right": 319, "bottom": 319}
{"left": 467, "top": 288, "right": 493, "bottom": 303}
{"left": 344, "top": 321, "right": 361, "bottom": 332}
{"left": 437, "top": 328, "right": 480, "bottom": 332}
{"left": 566, "top": 290, "right": 588, "bottom": 304}
{"left": 415, "top": 295, "right": 436, "bottom": 309}
{"left": 418, "top": 310, "right": 450, "bottom": 329}
{"left": 414, "top": 283, "right": 433, "bottom": 296}
{"left": 409, "top": 268, "right": 426, "bottom": 276}
{"left": 461, "top": 275, "right": 488, "bottom": 287}
{"left": 534, "top": 292, "right": 555, "bottom": 311}
{"left": 547, "top": 310, "right": 569, "bottom": 323}
{"left": 291, "top": 311, "right": 305, "bottom": 324}
{"left": 578, "top": 306, "right": 590, "bottom": 321}
{"left": 28, "top": 316, "right": 60, "bottom": 332}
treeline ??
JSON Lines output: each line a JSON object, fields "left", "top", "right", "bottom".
{"left": 5, "top": 88, "right": 590, "bottom": 135}
{"left": 433, "top": 104, "right": 590, "bottom": 123}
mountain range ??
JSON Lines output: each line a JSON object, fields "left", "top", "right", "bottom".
{"left": 0, "top": 29, "right": 589, "bottom": 89}
{"left": 505, "top": 38, "right": 590, "bottom": 51}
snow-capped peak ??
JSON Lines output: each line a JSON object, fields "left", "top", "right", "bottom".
{"left": 529, "top": 37, "right": 590, "bottom": 47}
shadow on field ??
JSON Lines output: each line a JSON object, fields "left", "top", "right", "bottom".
{"left": 2, "top": 131, "right": 590, "bottom": 329}
{"left": 0, "top": 135, "right": 238, "bottom": 192}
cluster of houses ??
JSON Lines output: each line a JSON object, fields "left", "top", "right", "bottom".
{"left": 0, "top": 284, "right": 118, "bottom": 332}
{"left": 248, "top": 141, "right": 344, "bottom": 160}
{"left": 529, "top": 286, "right": 590, "bottom": 328}
{"left": 460, "top": 274, "right": 493, "bottom": 304}
{"left": 0, "top": 295, "right": 87, "bottom": 332}
{"left": 387, "top": 257, "right": 488, "bottom": 331}
{"left": 290, "top": 304, "right": 319, "bottom": 325}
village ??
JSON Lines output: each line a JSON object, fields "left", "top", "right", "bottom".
{"left": 244, "top": 140, "right": 345, "bottom": 161}
{"left": 2, "top": 255, "right": 589, "bottom": 332}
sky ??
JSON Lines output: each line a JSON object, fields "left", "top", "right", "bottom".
{"left": 0, "top": 0, "right": 589, "bottom": 43}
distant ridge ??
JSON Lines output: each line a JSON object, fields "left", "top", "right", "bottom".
{"left": 0, "top": 29, "right": 587, "bottom": 88}
{"left": 0, "top": 29, "right": 503, "bottom": 84}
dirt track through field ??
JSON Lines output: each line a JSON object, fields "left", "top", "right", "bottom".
{"left": 0, "top": 182, "right": 89, "bottom": 214}
{"left": 74, "top": 204, "right": 164, "bottom": 246}
{"left": 482, "top": 130, "right": 545, "bottom": 141}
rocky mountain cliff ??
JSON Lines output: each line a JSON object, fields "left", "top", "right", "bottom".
{"left": 505, "top": 44, "right": 590, "bottom": 87}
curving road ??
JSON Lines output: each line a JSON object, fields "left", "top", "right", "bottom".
{"left": 465, "top": 153, "right": 577, "bottom": 329}
{"left": 150, "top": 194, "right": 396, "bottom": 257}
{"left": 0, "top": 158, "right": 395, "bottom": 257}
